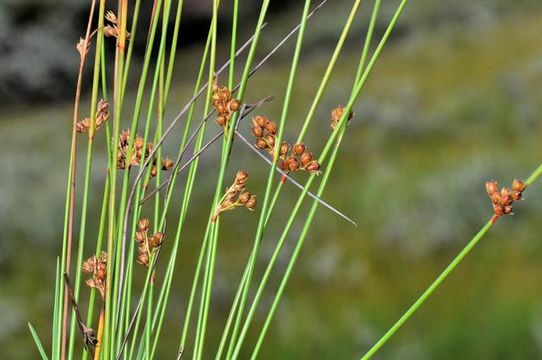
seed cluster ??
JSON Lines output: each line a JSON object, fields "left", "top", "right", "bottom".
{"left": 82, "top": 251, "right": 108, "bottom": 299}
{"left": 251, "top": 115, "right": 321, "bottom": 175}
{"left": 212, "top": 80, "right": 240, "bottom": 128}
{"left": 116, "top": 129, "right": 174, "bottom": 177}
{"left": 330, "top": 105, "right": 354, "bottom": 130}
{"left": 486, "top": 179, "right": 526, "bottom": 223}
{"left": 135, "top": 218, "right": 164, "bottom": 267}
{"left": 212, "top": 170, "right": 257, "bottom": 222}
{"left": 77, "top": 99, "right": 110, "bottom": 134}
{"left": 104, "top": 10, "right": 131, "bottom": 40}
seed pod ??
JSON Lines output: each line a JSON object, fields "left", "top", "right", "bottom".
{"left": 245, "top": 196, "right": 257, "bottom": 210}
{"left": 135, "top": 231, "right": 146, "bottom": 243}
{"left": 96, "top": 268, "right": 106, "bottom": 281}
{"left": 254, "top": 115, "right": 267, "bottom": 127}
{"left": 138, "top": 218, "right": 149, "bottom": 231}
{"left": 235, "top": 170, "right": 249, "bottom": 185}
{"left": 292, "top": 143, "right": 305, "bottom": 156}
{"left": 134, "top": 136, "right": 144, "bottom": 149}
{"left": 288, "top": 158, "right": 300, "bottom": 172}
{"left": 256, "top": 138, "right": 268, "bottom": 149}
{"left": 238, "top": 192, "right": 251, "bottom": 204}
{"left": 305, "top": 160, "right": 320, "bottom": 173}
{"left": 226, "top": 188, "right": 240, "bottom": 201}
{"left": 252, "top": 125, "right": 264, "bottom": 138}
{"left": 486, "top": 180, "right": 498, "bottom": 196}
{"left": 137, "top": 218, "right": 149, "bottom": 231}
{"left": 280, "top": 142, "right": 289, "bottom": 157}
{"left": 264, "top": 134, "right": 275, "bottom": 148}
{"left": 216, "top": 103, "right": 226, "bottom": 114}
{"left": 150, "top": 232, "right": 164, "bottom": 248}
{"left": 229, "top": 99, "right": 240, "bottom": 112}
{"left": 151, "top": 165, "right": 158, "bottom": 178}
{"left": 220, "top": 87, "right": 231, "bottom": 101}
{"left": 300, "top": 151, "right": 313, "bottom": 166}
{"left": 265, "top": 121, "right": 277, "bottom": 135}
{"left": 162, "top": 158, "right": 174, "bottom": 170}
{"left": 137, "top": 252, "right": 149, "bottom": 266}
{"left": 216, "top": 115, "right": 227, "bottom": 126}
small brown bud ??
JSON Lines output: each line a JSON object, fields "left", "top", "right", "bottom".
{"left": 305, "top": 160, "right": 320, "bottom": 173}
{"left": 300, "top": 151, "right": 313, "bottom": 166}
{"left": 486, "top": 180, "right": 498, "bottom": 196}
{"left": 252, "top": 125, "right": 264, "bottom": 138}
{"left": 254, "top": 115, "right": 267, "bottom": 128}
{"left": 150, "top": 232, "right": 164, "bottom": 248}
{"left": 135, "top": 231, "right": 145, "bottom": 243}
{"left": 229, "top": 99, "right": 240, "bottom": 112}
{"left": 216, "top": 115, "right": 227, "bottom": 126}
{"left": 280, "top": 142, "right": 289, "bottom": 157}
{"left": 265, "top": 121, "right": 277, "bottom": 135}
{"left": 245, "top": 196, "right": 257, "bottom": 210}
{"left": 292, "top": 143, "right": 305, "bottom": 156}
{"left": 216, "top": 103, "right": 226, "bottom": 114}
{"left": 238, "top": 192, "right": 251, "bottom": 204}
{"left": 235, "top": 170, "right": 249, "bottom": 185}
{"left": 151, "top": 165, "right": 158, "bottom": 178}
{"left": 256, "top": 138, "right": 268, "bottom": 149}
{"left": 265, "top": 134, "right": 275, "bottom": 148}
{"left": 162, "top": 158, "right": 174, "bottom": 171}
{"left": 288, "top": 158, "right": 300, "bottom": 172}
{"left": 138, "top": 218, "right": 149, "bottom": 231}
{"left": 103, "top": 25, "right": 118, "bottom": 38}
{"left": 137, "top": 252, "right": 149, "bottom": 266}
{"left": 220, "top": 87, "right": 231, "bottom": 101}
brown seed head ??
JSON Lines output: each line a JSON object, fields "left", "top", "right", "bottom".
{"left": 150, "top": 232, "right": 164, "bottom": 248}
{"left": 305, "top": 160, "right": 320, "bottom": 173}
{"left": 486, "top": 180, "right": 498, "bottom": 196}
{"left": 238, "top": 192, "right": 251, "bottom": 204}
{"left": 254, "top": 115, "right": 267, "bottom": 128}
{"left": 265, "top": 121, "right": 277, "bottom": 135}
{"left": 138, "top": 218, "right": 150, "bottom": 232}
{"left": 288, "top": 158, "right": 300, "bottom": 172}
{"left": 256, "top": 138, "right": 268, "bottom": 150}
{"left": 300, "top": 151, "right": 313, "bottom": 166}
{"left": 162, "top": 158, "right": 174, "bottom": 171}
{"left": 252, "top": 125, "right": 264, "bottom": 138}
{"left": 229, "top": 99, "right": 240, "bottom": 112}
{"left": 280, "top": 142, "right": 289, "bottom": 157}
{"left": 245, "top": 196, "right": 257, "bottom": 210}
{"left": 293, "top": 143, "right": 305, "bottom": 156}
{"left": 235, "top": 170, "right": 249, "bottom": 185}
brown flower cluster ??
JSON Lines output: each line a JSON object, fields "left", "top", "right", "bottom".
{"left": 251, "top": 115, "right": 321, "bottom": 175}
{"left": 212, "top": 80, "right": 240, "bottom": 128}
{"left": 82, "top": 251, "right": 108, "bottom": 299}
{"left": 212, "top": 170, "right": 257, "bottom": 222}
{"left": 116, "top": 130, "right": 174, "bottom": 177}
{"left": 104, "top": 10, "right": 131, "bottom": 40}
{"left": 77, "top": 99, "right": 109, "bottom": 134}
{"left": 330, "top": 105, "right": 354, "bottom": 130}
{"left": 486, "top": 179, "right": 526, "bottom": 223}
{"left": 135, "top": 218, "right": 164, "bottom": 267}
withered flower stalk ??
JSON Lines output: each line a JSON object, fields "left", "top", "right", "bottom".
{"left": 212, "top": 170, "right": 257, "bottom": 222}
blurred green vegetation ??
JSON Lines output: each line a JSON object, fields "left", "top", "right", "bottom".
{"left": 1, "top": 1, "right": 542, "bottom": 359}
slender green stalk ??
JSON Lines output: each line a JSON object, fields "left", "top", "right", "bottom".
{"left": 223, "top": 1, "right": 313, "bottom": 358}
{"left": 67, "top": 0, "right": 106, "bottom": 357}
{"left": 361, "top": 221, "right": 493, "bottom": 359}
{"left": 29, "top": 323, "right": 49, "bottom": 360}
{"left": 52, "top": 257, "right": 60, "bottom": 359}
{"left": 361, "top": 161, "right": 542, "bottom": 359}
{"left": 229, "top": 0, "right": 239, "bottom": 89}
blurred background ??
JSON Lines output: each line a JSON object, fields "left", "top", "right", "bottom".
{"left": 1, "top": 0, "right": 542, "bottom": 358}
